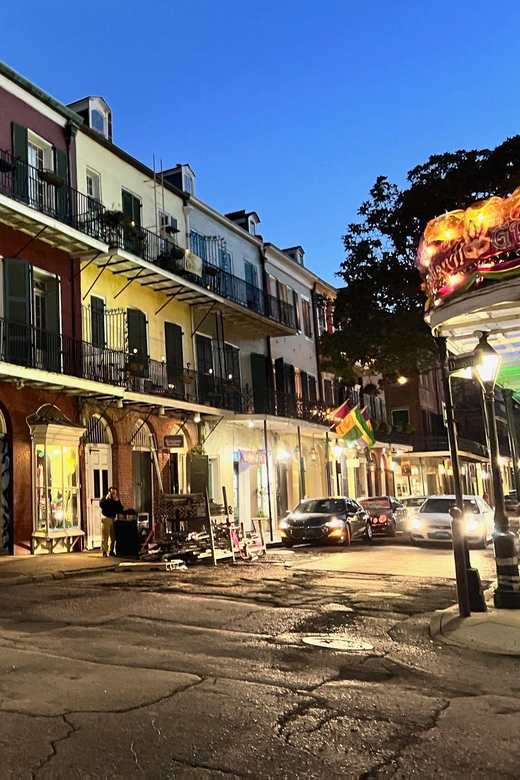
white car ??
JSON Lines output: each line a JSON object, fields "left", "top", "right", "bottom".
{"left": 410, "top": 495, "right": 494, "bottom": 548}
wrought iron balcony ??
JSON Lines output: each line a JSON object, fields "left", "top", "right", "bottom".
{"left": 241, "top": 385, "right": 329, "bottom": 424}
{"left": 188, "top": 231, "right": 296, "bottom": 329}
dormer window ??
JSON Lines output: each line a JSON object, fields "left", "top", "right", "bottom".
{"left": 249, "top": 218, "right": 256, "bottom": 236}
{"left": 91, "top": 109, "right": 105, "bottom": 135}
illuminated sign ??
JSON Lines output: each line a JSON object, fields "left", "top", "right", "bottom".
{"left": 417, "top": 190, "right": 520, "bottom": 307}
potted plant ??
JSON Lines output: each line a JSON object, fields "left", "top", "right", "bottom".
{"left": 205, "top": 264, "right": 220, "bottom": 277}
{"left": 0, "top": 158, "right": 13, "bottom": 174}
{"left": 101, "top": 210, "right": 127, "bottom": 247}
{"left": 179, "top": 363, "right": 194, "bottom": 385}
{"left": 380, "top": 421, "right": 392, "bottom": 435}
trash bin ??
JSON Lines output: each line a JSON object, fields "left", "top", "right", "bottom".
{"left": 114, "top": 512, "right": 140, "bottom": 557}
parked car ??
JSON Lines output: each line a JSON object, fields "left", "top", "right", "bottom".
{"left": 505, "top": 491, "right": 520, "bottom": 516}
{"left": 410, "top": 495, "right": 493, "bottom": 548}
{"left": 359, "top": 496, "right": 408, "bottom": 537}
{"left": 279, "top": 497, "right": 372, "bottom": 547}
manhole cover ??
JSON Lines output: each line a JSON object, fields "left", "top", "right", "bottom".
{"left": 302, "top": 636, "right": 374, "bottom": 651}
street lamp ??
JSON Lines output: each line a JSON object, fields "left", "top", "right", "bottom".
{"left": 332, "top": 439, "right": 343, "bottom": 496}
{"left": 473, "top": 332, "right": 520, "bottom": 609}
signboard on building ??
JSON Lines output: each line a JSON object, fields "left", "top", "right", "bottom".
{"left": 400, "top": 460, "right": 412, "bottom": 476}
{"left": 164, "top": 434, "right": 185, "bottom": 449}
{"left": 448, "top": 353, "right": 480, "bottom": 373}
{"left": 184, "top": 252, "right": 203, "bottom": 277}
{"left": 234, "top": 450, "right": 266, "bottom": 465}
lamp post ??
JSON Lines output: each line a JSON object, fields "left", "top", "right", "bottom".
{"left": 332, "top": 439, "right": 343, "bottom": 496}
{"left": 474, "top": 333, "right": 520, "bottom": 609}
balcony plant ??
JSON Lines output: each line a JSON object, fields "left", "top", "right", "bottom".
{"left": 379, "top": 421, "right": 392, "bottom": 435}
{"left": 38, "top": 169, "right": 65, "bottom": 188}
{"left": 179, "top": 363, "right": 194, "bottom": 385}
{"left": 101, "top": 210, "right": 127, "bottom": 247}
{"left": 0, "top": 158, "right": 13, "bottom": 173}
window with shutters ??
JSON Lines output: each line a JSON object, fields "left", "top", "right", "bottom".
{"left": 302, "top": 296, "right": 312, "bottom": 338}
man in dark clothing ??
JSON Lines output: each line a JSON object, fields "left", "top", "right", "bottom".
{"left": 99, "top": 486, "right": 124, "bottom": 557}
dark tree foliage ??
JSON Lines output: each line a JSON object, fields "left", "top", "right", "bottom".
{"left": 321, "top": 136, "right": 520, "bottom": 382}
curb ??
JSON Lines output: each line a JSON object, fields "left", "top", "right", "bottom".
{"left": 1, "top": 564, "right": 119, "bottom": 587}
{"left": 430, "top": 604, "right": 520, "bottom": 656}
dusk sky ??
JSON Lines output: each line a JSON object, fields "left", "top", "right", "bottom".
{"left": 3, "top": 0, "right": 520, "bottom": 284}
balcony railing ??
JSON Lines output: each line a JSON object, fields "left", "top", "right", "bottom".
{"left": 0, "top": 148, "right": 107, "bottom": 243}
{"left": 242, "top": 385, "right": 328, "bottom": 424}
{"left": 0, "top": 149, "right": 296, "bottom": 330}
{"left": 188, "top": 232, "right": 296, "bottom": 329}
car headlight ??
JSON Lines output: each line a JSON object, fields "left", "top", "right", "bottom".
{"left": 411, "top": 517, "right": 422, "bottom": 530}
{"left": 325, "top": 517, "right": 342, "bottom": 529}
{"left": 280, "top": 519, "right": 290, "bottom": 529}
{"left": 466, "top": 519, "right": 481, "bottom": 533}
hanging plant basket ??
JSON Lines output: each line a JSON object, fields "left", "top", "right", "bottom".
{"left": 205, "top": 264, "right": 220, "bottom": 277}
{"left": 0, "top": 159, "right": 13, "bottom": 173}
{"left": 179, "top": 374, "right": 194, "bottom": 385}
{"left": 38, "top": 169, "right": 65, "bottom": 188}
{"left": 224, "top": 384, "right": 238, "bottom": 394}
{"left": 362, "top": 383, "right": 378, "bottom": 396}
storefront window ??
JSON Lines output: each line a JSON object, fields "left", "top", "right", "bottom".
{"left": 34, "top": 443, "right": 80, "bottom": 532}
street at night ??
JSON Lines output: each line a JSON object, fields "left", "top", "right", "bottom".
{"left": 0, "top": 542, "right": 518, "bottom": 779}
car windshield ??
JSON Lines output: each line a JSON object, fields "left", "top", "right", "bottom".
{"left": 402, "top": 497, "right": 425, "bottom": 508}
{"left": 361, "top": 498, "right": 391, "bottom": 511}
{"left": 294, "top": 499, "right": 345, "bottom": 514}
{"left": 421, "top": 498, "right": 480, "bottom": 514}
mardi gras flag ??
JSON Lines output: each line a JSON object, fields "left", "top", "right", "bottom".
{"left": 357, "top": 407, "right": 376, "bottom": 449}
{"left": 332, "top": 400, "right": 350, "bottom": 431}
{"left": 338, "top": 405, "right": 364, "bottom": 442}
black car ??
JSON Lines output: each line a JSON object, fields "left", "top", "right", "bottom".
{"left": 360, "top": 496, "right": 407, "bottom": 537}
{"left": 280, "top": 497, "right": 372, "bottom": 547}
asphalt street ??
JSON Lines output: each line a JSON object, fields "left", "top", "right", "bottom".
{"left": 0, "top": 538, "right": 518, "bottom": 779}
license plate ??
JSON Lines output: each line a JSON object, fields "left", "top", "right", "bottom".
{"left": 435, "top": 531, "right": 450, "bottom": 539}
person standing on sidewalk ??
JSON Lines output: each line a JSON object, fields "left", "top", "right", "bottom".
{"left": 100, "top": 487, "right": 124, "bottom": 558}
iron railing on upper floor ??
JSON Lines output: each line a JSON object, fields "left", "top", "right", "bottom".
{"left": 0, "top": 149, "right": 296, "bottom": 330}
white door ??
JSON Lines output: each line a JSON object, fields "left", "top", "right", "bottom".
{"left": 85, "top": 444, "right": 112, "bottom": 549}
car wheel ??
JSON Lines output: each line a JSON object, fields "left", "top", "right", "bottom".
{"left": 364, "top": 523, "right": 373, "bottom": 543}
{"left": 342, "top": 524, "right": 351, "bottom": 547}
{"left": 388, "top": 520, "right": 397, "bottom": 537}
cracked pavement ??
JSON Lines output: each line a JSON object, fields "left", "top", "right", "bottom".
{"left": 0, "top": 540, "right": 519, "bottom": 778}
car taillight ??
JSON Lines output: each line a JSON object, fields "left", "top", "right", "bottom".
{"left": 379, "top": 514, "right": 388, "bottom": 523}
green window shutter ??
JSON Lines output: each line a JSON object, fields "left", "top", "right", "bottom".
{"left": 42, "top": 275, "right": 61, "bottom": 372}
{"left": 91, "top": 296, "right": 106, "bottom": 348}
{"left": 54, "top": 147, "right": 69, "bottom": 221}
{"left": 11, "top": 123, "right": 28, "bottom": 202}
{"left": 4, "top": 258, "right": 31, "bottom": 365}
{"left": 250, "top": 353, "right": 269, "bottom": 414}
{"left": 122, "top": 190, "right": 141, "bottom": 226}
{"left": 127, "top": 309, "right": 148, "bottom": 362}
{"left": 308, "top": 375, "right": 317, "bottom": 402}
{"left": 195, "top": 334, "right": 213, "bottom": 375}
{"left": 164, "top": 322, "right": 183, "bottom": 384}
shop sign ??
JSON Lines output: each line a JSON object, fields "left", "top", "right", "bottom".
{"left": 236, "top": 450, "right": 266, "bottom": 465}
{"left": 347, "top": 458, "right": 360, "bottom": 468}
{"left": 164, "top": 434, "right": 184, "bottom": 449}
{"left": 400, "top": 460, "right": 412, "bottom": 476}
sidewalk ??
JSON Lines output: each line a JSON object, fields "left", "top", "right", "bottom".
{"left": 430, "top": 602, "right": 520, "bottom": 656}
{"left": 0, "top": 550, "right": 123, "bottom": 587}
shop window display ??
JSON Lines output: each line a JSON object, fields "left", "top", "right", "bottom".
{"left": 36, "top": 444, "right": 79, "bottom": 532}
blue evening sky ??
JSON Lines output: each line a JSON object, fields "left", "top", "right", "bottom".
{"left": 3, "top": 0, "right": 520, "bottom": 284}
